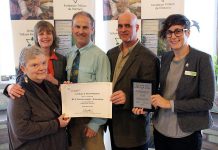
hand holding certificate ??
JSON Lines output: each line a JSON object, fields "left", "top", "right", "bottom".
{"left": 61, "top": 82, "right": 112, "bottom": 118}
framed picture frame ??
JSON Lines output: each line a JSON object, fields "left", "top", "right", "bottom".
{"left": 131, "top": 79, "right": 156, "bottom": 111}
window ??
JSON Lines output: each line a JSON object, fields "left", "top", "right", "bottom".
{"left": 0, "top": 0, "right": 15, "bottom": 77}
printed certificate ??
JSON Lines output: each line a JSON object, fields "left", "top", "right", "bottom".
{"left": 61, "top": 82, "right": 112, "bottom": 118}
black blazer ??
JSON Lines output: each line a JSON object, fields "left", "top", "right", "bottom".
{"left": 52, "top": 52, "right": 67, "bottom": 84}
{"left": 156, "top": 46, "right": 215, "bottom": 132}
{"left": 107, "top": 42, "right": 160, "bottom": 147}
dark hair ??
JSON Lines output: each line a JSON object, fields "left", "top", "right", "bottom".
{"left": 33, "top": 21, "right": 58, "bottom": 51}
{"left": 72, "top": 11, "right": 95, "bottom": 28}
{"left": 160, "top": 14, "right": 191, "bottom": 39}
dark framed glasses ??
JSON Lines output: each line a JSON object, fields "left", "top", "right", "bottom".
{"left": 166, "top": 28, "right": 188, "bottom": 38}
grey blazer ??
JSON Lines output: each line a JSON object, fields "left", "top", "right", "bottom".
{"left": 156, "top": 46, "right": 215, "bottom": 132}
{"left": 107, "top": 42, "right": 160, "bottom": 147}
{"left": 7, "top": 76, "right": 67, "bottom": 150}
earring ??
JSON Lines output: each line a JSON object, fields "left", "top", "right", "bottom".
{"left": 24, "top": 75, "right": 28, "bottom": 83}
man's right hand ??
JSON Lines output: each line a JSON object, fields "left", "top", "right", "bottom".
{"left": 7, "top": 84, "right": 25, "bottom": 99}
{"left": 110, "top": 90, "right": 126, "bottom": 105}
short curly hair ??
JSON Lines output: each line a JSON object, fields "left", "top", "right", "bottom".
{"left": 160, "top": 14, "right": 191, "bottom": 39}
{"left": 19, "top": 45, "right": 43, "bottom": 67}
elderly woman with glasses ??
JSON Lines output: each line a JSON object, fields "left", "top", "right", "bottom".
{"left": 7, "top": 46, "right": 70, "bottom": 150}
{"left": 132, "top": 14, "right": 215, "bottom": 150}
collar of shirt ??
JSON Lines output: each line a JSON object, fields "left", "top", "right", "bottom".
{"left": 49, "top": 51, "right": 58, "bottom": 60}
{"left": 119, "top": 39, "right": 139, "bottom": 58}
{"left": 73, "top": 41, "right": 93, "bottom": 54}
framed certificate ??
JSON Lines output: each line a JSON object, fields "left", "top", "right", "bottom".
{"left": 131, "top": 79, "right": 155, "bottom": 111}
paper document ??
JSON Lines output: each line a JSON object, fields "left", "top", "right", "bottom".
{"left": 61, "top": 82, "right": 112, "bottom": 118}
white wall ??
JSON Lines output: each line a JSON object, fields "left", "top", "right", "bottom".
{"left": 95, "top": 0, "right": 108, "bottom": 52}
{"left": 185, "top": 0, "right": 217, "bottom": 56}
{"left": 0, "top": 0, "right": 15, "bottom": 76}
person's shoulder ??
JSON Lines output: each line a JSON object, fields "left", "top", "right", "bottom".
{"left": 107, "top": 46, "right": 119, "bottom": 54}
{"left": 161, "top": 50, "right": 173, "bottom": 57}
{"left": 54, "top": 52, "right": 67, "bottom": 62}
{"left": 17, "top": 76, "right": 27, "bottom": 88}
{"left": 65, "top": 48, "right": 74, "bottom": 59}
{"left": 17, "top": 77, "right": 33, "bottom": 94}
{"left": 190, "top": 47, "right": 210, "bottom": 56}
{"left": 90, "top": 44, "right": 108, "bottom": 55}
{"left": 136, "top": 42, "right": 157, "bottom": 58}
{"left": 54, "top": 52, "right": 66, "bottom": 58}
{"left": 189, "top": 47, "right": 211, "bottom": 59}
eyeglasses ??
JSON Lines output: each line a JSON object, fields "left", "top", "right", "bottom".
{"left": 165, "top": 28, "right": 188, "bottom": 38}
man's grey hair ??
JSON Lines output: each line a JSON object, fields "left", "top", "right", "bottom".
{"left": 72, "top": 11, "right": 95, "bottom": 28}
{"left": 19, "top": 45, "right": 43, "bottom": 66}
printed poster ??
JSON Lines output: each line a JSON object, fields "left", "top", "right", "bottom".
{"left": 141, "top": 0, "right": 184, "bottom": 19}
{"left": 53, "top": 0, "right": 95, "bottom": 20}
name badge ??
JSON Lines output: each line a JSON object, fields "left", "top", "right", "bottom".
{"left": 184, "top": 71, "right": 197, "bottom": 76}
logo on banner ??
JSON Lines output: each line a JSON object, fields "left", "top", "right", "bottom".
{"left": 26, "top": 37, "right": 34, "bottom": 46}
{"left": 73, "top": 0, "right": 78, "bottom": 3}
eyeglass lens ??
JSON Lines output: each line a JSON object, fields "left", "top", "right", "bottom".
{"left": 166, "top": 29, "right": 187, "bottom": 38}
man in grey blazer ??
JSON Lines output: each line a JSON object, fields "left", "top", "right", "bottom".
{"left": 107, "top": 12, "right": 160, "bottom": 149}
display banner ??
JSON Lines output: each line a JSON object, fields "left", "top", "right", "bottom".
{"left": 9, "top": 0, "right": 95, "bottom": 68}
{"left": 9, "top": 0, "right": 185, "bottom": 67}
{"left": 102, "top": 0, "right": 184, "bottom": 52}
{"left": 53, "top": 0, "right": 95, "bottom": 20}
{"left": 141, "top": 0, "right": 184, "bottom": 19}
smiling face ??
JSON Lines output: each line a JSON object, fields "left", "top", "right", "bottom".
{"left": 34, "top": 21, "right": 57, "bottom": 52}
{"left": 117, "top": 12, "right": 139, "bottom": 45}
{"left": 37, "top": 29, "right": 53, "bottom": 50}
{"left": 21, "top": 54, "right": 48, "bottom": 83}
{"left": 166, "top": 25, "right": 190, "bottom": 51}
{"left": 72, "top": 15, "right": 94, "bottom": 48}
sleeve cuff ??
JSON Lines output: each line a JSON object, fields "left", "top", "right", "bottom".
{"left": 87, "top": 122, "right": 100, "bottom": 132}
{"left": 170, "top": 100, "right": 174, "bottom": 112}
{"left": 3, "top": 84, "right": 11, "bottom": 97}
{"left": 87, "top": 118, "right": 107, "bottom": 132}
{"left": 56, "top": 118, "right": 60, "bottom": 129}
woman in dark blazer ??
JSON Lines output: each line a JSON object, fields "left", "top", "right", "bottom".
{"left": 133, "top": 14, "right": 215, "bottom": 150}
{"left": 4, "top": 20, "right": 67, "bottom": 98}
{"left": 7, "top": 46, "right": 70, "bottom": 150}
